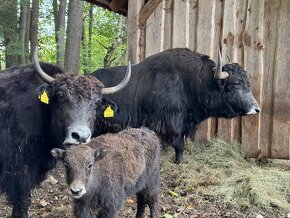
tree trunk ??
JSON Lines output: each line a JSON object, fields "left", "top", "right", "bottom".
{"left": 103, "top": 15, "right": 126, "bottom": 67}
{"left": 53, "top": 0, "right": 66, "bottom": 68}
{"left": 65, "top": 0, "right": 84, "bottom": 72}
{"left": 19, "top": 0, "right": 28, "bottom": 64}
{"left": 2, "top": 0, "right": 19, "bottom": 67}
{"left": 82, "top": 19, "right": 88, "bottom": 73}
{"left": 88, "top": 4, "right": 93, "bottom": 69}
{"left": 30, "top": 0, "right": 39, "bottom": 60}
{"left": 25, "top": 0, "right": 31, "bottom": 63}
{"left": 53, "top": 0, "right": 59, "bottom": 33}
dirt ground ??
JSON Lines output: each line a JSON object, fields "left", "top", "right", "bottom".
{"left": 0, "top": 141, "right": 287, "bottom": 218}
{"left": 0, "top": 165, "right": 242, "bottom": 218}
{"left": 0, "top": 157, "right": 242, "bottom": 218}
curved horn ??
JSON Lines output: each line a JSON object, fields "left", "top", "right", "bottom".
{"left": 32, "top": 47, "right": 55, "bottom": 83}
{"left": 102, "top": 61, "right": 132, "bottom": 95}
{"left": 214, "top": 49, "right": 229, "bottom": 79}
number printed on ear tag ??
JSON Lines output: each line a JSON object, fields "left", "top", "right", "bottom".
{"left": 104, "top": 105, "right": 114, "bottom": 118}
{"left": 38, "top": 90, "right": 49, "bottom": 104}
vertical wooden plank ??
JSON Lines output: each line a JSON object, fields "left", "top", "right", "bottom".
{"left": 187, "top": 0, "right": 198, "bottom": 51}
{"left": 194, "top": 0, "right": 221, "bottom": 142}
{"left": 218, "top": 0, "right": 236, "bottom": 139}
{"left": 172, "top": 0, "right": 188, "bottom": 47}
{"left": 161, "top": 0, "right": 173, "bottom": 51}
{"left": 241, "top": 0, "right": 264, "bottom": 158}
{"left": 259, "top": 0, "right": 279, "bottom": 158}
{"left": 230, "top": 0, "right": 248, "bottom": 142}
{"left": 145, "top": 0, "right": 173, "bottom": 56}
{"left": 127, "top": 0, "right": 145, "bottom": 63}
{"left": 145, "top": 2, "right": 164, "bottom": 56}
{"left": 271, "top": 0, "right": 290, "bottom": 159}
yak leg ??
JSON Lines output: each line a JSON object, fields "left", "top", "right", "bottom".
{"left": 5, "top": 175, "right": 32, "bottom": 218}
{"left": 172, "top": 135, "right": 185, "bottom": 164}
{"left": 136, "top": 191, "right": 159, "bottom": 218}
{"left": 74, "top": 199, "right": 94, "bottom": 218}
{"left": 147, "top": 192, "right": 159, "bottom": 218}
{"left": 135, "top": 193, "right": 146, "bottom": 218}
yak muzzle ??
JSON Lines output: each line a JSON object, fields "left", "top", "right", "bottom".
{"left": 68, "top": 185, "right": 86, "bottom": 199}
{"left": 63, "top": 126, "right": 91, "bottom": 145}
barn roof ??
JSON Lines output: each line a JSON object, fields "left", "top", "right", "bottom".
{"left": 85, "top": 0, "right": 129, "bottom": 16}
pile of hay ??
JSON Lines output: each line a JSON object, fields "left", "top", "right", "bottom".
{"left": 160, "top": 139, "right": 290, "bottom": 217}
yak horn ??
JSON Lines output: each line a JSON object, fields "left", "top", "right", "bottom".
{"left": 33, "top": 47, "right": 55, "bottom": 83}
{"left": 214, "top": 49, "right": 229, "bottom": 79}
{"left": 102, "top": 61, "right": 132, "bottom": 95}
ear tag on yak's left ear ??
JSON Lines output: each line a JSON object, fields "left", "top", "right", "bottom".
{"left": 104, "top": 105, "right": 114, "bottom": 118}
{"left": 38, "top": 90, "right": 49, "bottom": 104}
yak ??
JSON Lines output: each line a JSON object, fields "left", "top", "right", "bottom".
{"left": 51, "top": 127, "right": 160, "bottom": 218}
{"left": 92, "top": 48, "right": 260, "bottom": 163}
{"left": 0, "top": 49, "right": 131, "bottom": 218}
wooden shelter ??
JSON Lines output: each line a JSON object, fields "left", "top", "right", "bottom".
{"left": 89, "top": 0, "right": 290, "bottom": 160}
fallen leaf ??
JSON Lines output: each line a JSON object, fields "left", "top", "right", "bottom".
{"left": 168, "top": 191, "right": 179, "bottom": 197}
{"left": 126, "top": 197, "right": 135, "bottom": 204}
{"left": 39, "top": 199, "right": 48, "bottom": 207}
{"left": 45, "top": 175, "right": 58, "bottom": 185}
{"left": 164, "top": 213, "right": 173, "bottom": 218}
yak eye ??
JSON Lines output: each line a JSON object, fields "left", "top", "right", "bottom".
{"left": 63, "top": 162, "right": 69, "bottom": 168}
{"left": 87, "top": 163, "right": 93, "bottom": 170}
{"left": 57, "top": 91, "right": 64, "bottom": 99}
{"left": 95, "top": 98, "right": 101, "bottom": 104}
{"left": 232, "top": 80, "right": 242, "bottom": 86}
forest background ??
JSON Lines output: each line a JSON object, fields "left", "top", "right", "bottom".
{"left": 0, "top": 0, "right": 127, "bottom": 73}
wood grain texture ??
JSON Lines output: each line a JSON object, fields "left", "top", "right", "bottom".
{"left": 127, "top": 0, "right": 145, "bottom": 64}
{"left": 259, "top": 0, "right": 280, "bottom": 158}
{"left": 241, "top": 0, "right": 264, "bottom": 158}
{"left": 270, "top": 0, "right": 290, "bottom": 159}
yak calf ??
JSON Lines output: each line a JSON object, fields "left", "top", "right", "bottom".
{"left": 51, "top": 127, "right": 160, "bottom": 218}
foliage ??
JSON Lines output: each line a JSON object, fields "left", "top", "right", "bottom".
{"left": 0, "top": 0, "right": 127, "bottom": 72}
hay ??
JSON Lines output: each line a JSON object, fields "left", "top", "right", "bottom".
{"left": 160, "top": 139, "right": 290, "bottom": 217}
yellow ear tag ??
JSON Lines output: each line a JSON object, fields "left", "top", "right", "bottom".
{"left": 104, "top": 105, "right": 114, "bottom": 118}
{"left": 38, "top": 90, "right": 49, "bottom": 104}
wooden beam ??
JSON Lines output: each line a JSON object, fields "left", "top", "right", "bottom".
{"left": 139, "top": 0, "right": 162, "bottom": 27}
{"left": 127, "top": 0, "right": 145, "bottom": 63}
{"left": 109, "top": 0, "right": 127, "bottom": 12}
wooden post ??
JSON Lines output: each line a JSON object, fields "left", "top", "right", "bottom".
{"left": 241, "top": 0, "right": 264, "bottom": 158}
{"left": 270, "top": 0, "right": 290, "bottom": 159}
{"left": 127, "top": 0, "right": 145, "bottom": 64}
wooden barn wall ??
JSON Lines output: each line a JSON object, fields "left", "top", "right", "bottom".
{"left": 127, "top": 0, "right": 290, "bottom": 159}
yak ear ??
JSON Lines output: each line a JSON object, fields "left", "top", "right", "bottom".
{"left": 35, "top": 84, "right": 48, "bottom": 96}
{"left": 94, "top": 148, "right": 108, "bottom": 162}
{"left": 50, "top": 148, "right": 66, "bottom": 160}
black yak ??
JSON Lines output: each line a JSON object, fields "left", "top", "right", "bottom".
{"left": 0, "top": 49, "right": 131, "bottom": 217}
{"left": 92, "top": 48, "right": 260, "bottom": 163}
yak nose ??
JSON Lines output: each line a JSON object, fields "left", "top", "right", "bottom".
{"left": 246, "top": 105, "right": 261, "bottom": 115}
{"left": 70, "top": 188, "right": 83, "bottom": 195}
{"left": 71, "top": 131, "right": 91, "bottom": 143}
{"left": 63, "top": 126, "right": 91, "bottom": 145}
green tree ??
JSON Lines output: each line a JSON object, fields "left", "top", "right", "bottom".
{"left": 1, "top": 0, "right": 19, "bottom": 67}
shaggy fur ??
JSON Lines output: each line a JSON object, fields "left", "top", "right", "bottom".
{"left": 92, "top": 48, "right": 260, "bottom": 163}
{"left": 51, "top": 127, "right": 160, "bottom": 218}
{"left": 0, "top": 63, "right": 106, "bottom": 218}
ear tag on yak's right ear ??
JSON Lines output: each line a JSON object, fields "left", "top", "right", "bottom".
{"left": 38, "top": 90, "right": 49, "bottom": 104}
{"left": 104, "top": 105, "right": 114, "bottom": 118}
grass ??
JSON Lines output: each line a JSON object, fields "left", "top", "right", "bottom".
{"left": 160, "top": 138, "right": 290, "bottom": 217}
